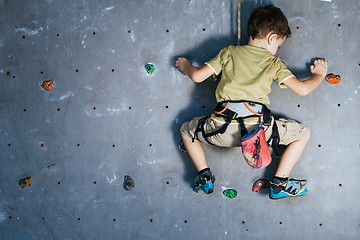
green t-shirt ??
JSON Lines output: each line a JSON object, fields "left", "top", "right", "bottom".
{"left": 205, "top": 45, "right": 294, "bottom": 105}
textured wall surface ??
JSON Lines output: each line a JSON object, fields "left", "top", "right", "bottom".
{"left": 0, "top": 0, "right": 359, "bottom": 239}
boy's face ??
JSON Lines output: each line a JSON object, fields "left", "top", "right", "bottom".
{"left": 266, "top": 35, "right": 286, "bottom": 55}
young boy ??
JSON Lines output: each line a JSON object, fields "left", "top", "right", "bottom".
{"left": 176, "top": 5, "right": 328, "bottom": 199}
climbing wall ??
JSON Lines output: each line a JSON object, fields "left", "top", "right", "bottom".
{"left": 0, "top": 0, "right": 359, "bottom": 239}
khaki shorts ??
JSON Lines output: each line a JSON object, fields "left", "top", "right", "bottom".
{"left": 180, "top": 115, "right": 310, "bottom": 147}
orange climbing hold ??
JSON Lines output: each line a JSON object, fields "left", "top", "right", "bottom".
{"left": 19, "top": 177, "right": 32, "bottom": 188}
{"left": 325, "top": 73, "right": 341, "bottom": 85}
{"left": 41, "top": 80, "right": 54, "bottom": 91}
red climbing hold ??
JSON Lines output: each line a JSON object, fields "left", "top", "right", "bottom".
{"left": 252, "top": 178, "right": 270, "bottom": 192}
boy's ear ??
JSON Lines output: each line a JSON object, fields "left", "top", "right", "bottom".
{"left": 267, "top": 32, "right": 278, "bottom": 44}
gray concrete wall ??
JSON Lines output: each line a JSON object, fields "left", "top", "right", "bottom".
{"left": 0, "top": 0, "right": 359, "bottom": 239}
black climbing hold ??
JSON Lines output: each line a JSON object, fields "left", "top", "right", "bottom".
{"left": 124, "top": 175, "right": 135, "bottom": 191}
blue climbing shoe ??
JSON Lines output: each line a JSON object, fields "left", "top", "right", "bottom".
{"left": 269, "top": 178, "right": 307, "bottom": 199}
{"left": 178, "top": 139, "right": 186, "bottom": 152}
{"left": 193, "top": 170, "right": 215, "bottom": 194}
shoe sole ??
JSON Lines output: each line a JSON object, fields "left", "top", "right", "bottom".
{"left": 269, "top": 187, "right": 308, "bottom": 200}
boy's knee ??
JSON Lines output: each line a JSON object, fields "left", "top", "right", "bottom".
{"left": 180, "top": 116, "right": 207, "bottom": 143}
{"left": 180, "top": 121, "right": 194, "bottom": 142}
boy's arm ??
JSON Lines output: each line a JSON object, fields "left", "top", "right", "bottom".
{"left": 283, "top": 59, "right": 328, "bottom": 96}
{"left": 176, "top": 57, "right": 214, "bottom": 83}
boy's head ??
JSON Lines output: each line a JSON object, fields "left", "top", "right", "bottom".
{"left": 247, "top": 5, "right": 291, "bottom": 40}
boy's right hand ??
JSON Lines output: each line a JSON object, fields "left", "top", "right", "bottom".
{"left": 310, "top": 59, "right": 328, "bottom": 78}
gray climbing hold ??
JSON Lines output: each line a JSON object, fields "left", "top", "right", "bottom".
{"left": 124, "top": 175, "right": 135, "bottom": 191}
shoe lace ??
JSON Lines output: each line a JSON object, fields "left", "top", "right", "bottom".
{"left": 197, "top": 175, "right": 215, "bottom": 187}
{"left": 285, "top": 179, "right": 307, "bottom": 195}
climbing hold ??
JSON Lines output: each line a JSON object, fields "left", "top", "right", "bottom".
{"left": 41, "top": 80, "right": 54, "bottom": 91}
{"left": 222, "top": 189, "right": 238, "bottom": 198}
{"left": 145, "top": 64, "right": 155, "bottom": 75}
{"left": 252, "top": 178, "right": 270, "bottom": 192}
{"left": 123, "top": 175, "right": 135, "bottom": 191}
{"left": 19, "top": 177, "right": 32, "bottom": 188}
{"left": 325, "top": 73, "right": 341, "bottom": 84}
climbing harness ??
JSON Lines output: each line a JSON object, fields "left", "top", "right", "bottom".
{"left": 192, "top": 101, "right": 280, "bottom": 168}
{"left": 193, "top": 101, "right": 270, "bottom": 145}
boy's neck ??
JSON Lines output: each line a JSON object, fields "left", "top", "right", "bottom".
{"left": 248, "top": 38, "right": 267, "bottom": 50}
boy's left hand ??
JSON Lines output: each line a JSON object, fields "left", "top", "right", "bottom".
{"left": 310, "top": 59, "right": 328, "bottom": 78}
{"left": 176, "top": 57, "right": 191, "bottom": 72}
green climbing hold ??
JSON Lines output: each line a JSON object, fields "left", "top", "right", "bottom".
{"left": 222, "top": 189, "right": 237, "bottom": 199}
{"left": 145, "top": 64, "right": 155, "bottom": 75}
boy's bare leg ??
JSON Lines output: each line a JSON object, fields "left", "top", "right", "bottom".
{"left": 274, "top": 134, "right": 310, "bottom": 178}
{"left": 182, "top": 137, "right": 209, "bottom": 171}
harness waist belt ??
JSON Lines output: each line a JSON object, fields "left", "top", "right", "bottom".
{"left": 217, "top": 102, "right": 263, "bottom": 118}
